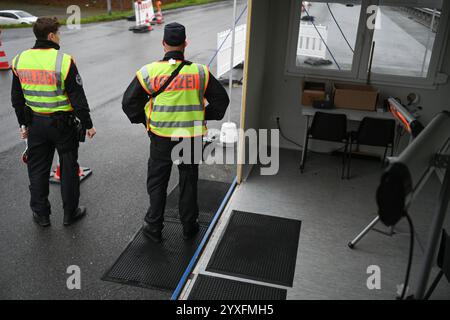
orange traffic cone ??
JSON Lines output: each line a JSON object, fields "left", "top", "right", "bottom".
{"left": 156, "top": 12, "right": 163, "bottom": 24}
{"left": 50, "top": 155, "right": 92, "bottom": 184}
{"left": 54, "top": 164, "right": 61, "bottom": 181}
{"left": 51, "top": 164, "right": 90, "bottom": 182}
{"left": 156, "top": 1, "right": 164, "bottom": 25}
{"left": 145, "top": 12, "right": 153, "bottom": 31}
{"left": 0, "top": 29, "right": 11, "bottom": 70}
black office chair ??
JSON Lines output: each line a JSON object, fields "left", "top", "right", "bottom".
{"left": 347, "top": 117, "right": 396, "bottom": 179}
{"left": 424, "top": 229, "right": 450, "bottom": 300}
{"left": 301, "top": 112, "right": 349, "bottom": 179}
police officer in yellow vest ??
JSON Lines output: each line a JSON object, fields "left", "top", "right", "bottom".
{"left": 11, "top": 18, "right": 97, "bottom": 227}
{"left": 122, "top": 22, "right": 229, "bottom": 243}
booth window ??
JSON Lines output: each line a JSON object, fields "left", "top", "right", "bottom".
{"left": 371, "top": 4, "right": 442, "bottom": 78}
{"left": 296, "top": 1, "right": 362, "bottom": 71}
{"left": 286, "top": 0, "right": 449, "bottom": 87}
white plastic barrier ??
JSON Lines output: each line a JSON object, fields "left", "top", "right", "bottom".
{"left": 297, "top": 22, "right": 328, "bottom": 59}
{"left": 135, "top": 0, "right": 154, "bottom": 26}
{"left": 217, "top": 24, "right": 247, "bottom": 78}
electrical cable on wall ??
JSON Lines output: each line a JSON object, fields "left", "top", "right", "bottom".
{"left": 277, "top": 117, "right": 347, "bottom": 153}
{"left": 395, "top": 125, "right": 406, "bottom": 152}
{"left": 277, "top": 117, "right": 304, "bottom": 149}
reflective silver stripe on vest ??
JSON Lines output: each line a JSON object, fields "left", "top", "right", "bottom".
{"left": 197, "top": 64, "right": 205, "bottom": 105}
{"left": 150, "top": 120, "right": 206, "bottom": 128}
{"left": 152, "top": 105, "right": 204, "bottom": 112}
{"left": 25, "top": 99, "right": 70, "bottom": 108}
{"left": 140, "top": 66, "right": 156, "bottom": 95}
{"left": 55, "top": 51, "right": 64, "bottom": 91}
{"left": 23, "top": 89, "right": 65, "bottom": 97}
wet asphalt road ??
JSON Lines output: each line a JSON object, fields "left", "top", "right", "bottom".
{"left": 0, "top": 0, "right": 245, "bottom": 300}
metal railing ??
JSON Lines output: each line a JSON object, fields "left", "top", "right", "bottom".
{"left": 407, "top": 7, "right": 441, "bottom": 32}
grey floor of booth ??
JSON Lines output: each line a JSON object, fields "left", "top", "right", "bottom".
{"left": 223, "top": 149, "right": 450, "bottom": 300}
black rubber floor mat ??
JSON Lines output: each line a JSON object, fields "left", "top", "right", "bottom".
{"left": 206, "top": 211, "right": 301, "bottom": 287}
{"left": 102, "top": 180, "right": 231, "bottom": 291}
{"left": 165, "top": 180, "right": 230, "bottom": 226}
{"left": 188, "top": 274, "right": 287, "bottom": 300}
{"left": 102, "top": 220, "right": 206, "bottom": 291}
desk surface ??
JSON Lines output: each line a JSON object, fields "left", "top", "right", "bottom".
{"left": 302, "top": 105, "right": 394, "bottom": 122}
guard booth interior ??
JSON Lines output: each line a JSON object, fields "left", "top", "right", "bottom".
{"left": 224, "top": 0, "right": 450, "bottom": 299}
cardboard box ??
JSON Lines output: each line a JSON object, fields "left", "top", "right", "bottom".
{"left": 333, "top": 83, "right": 379, "bottom": 111}
{"left": 301, "top": 81, "right": 326, "bottom": 106}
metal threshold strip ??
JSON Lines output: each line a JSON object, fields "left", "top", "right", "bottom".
{"left": 170, "top": 176, "right": 238, "bottom": 300}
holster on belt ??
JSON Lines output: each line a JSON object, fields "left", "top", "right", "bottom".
{"left": 77, "top": 120, "right": 86, "bottom": 143}
{"left": 51, "top": 112, "right": 76, "bottom": 133}
{"left": 52, "top": 112, "right": 86, "bottom": 142}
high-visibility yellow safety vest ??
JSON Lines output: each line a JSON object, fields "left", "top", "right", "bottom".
{"left": 136, "top": 60, "right": 209, "bottom": 138}
{"left": 12, "top": 48, "right": 73, "bottom": 114}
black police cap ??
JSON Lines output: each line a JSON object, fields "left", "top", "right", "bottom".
{"left": 164, "top": 22, "right": 186, "bottom": 46}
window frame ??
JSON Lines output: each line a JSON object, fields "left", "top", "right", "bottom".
{"left": 285, "top": 0, "right": 450, "bottom": 88}
{"left": 285, "top": 0, "right": 368, "bottom": 80}
{"left": 0, "top": 12, "right": 19, "bottom": 19}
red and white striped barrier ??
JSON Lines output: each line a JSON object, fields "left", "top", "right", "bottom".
{"left": 129, "top": 0, "right": 154, "bottom": 33}
{"left": 0, "top": 29, "right": 11, "bottom": 70}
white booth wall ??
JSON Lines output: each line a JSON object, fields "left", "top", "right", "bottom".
{"left": 238, "top": 0, "right": 271, "bottom": 181}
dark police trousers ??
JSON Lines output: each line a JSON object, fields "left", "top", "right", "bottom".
{"left": 27, "top": 114, "right": 80, "bottom": 217}
{"left": 145, "top": 133, "right": 201, "bottom": 233}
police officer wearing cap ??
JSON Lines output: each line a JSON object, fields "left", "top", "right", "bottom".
{"left": 11, "top": 17, "right": 97, "bottom": 227}
{"left": 122, "top": 22, "right": 229, "bottom": 242}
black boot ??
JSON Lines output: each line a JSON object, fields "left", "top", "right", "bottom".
{"left": 64, "top": 206, "right": 87, "bottom": 226}
{"left": 142, "top": 223, "right": 162, "bottom": 243}
{"left": 33, "top": 212, "right": 51, "bottom": 227}
{"left": 183, "top": 222, "right": 200, "bottom": 240}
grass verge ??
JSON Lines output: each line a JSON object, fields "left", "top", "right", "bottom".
{"left": 161, "top": 0, "right": 223, "bottom": 11}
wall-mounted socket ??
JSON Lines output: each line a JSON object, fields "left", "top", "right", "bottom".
{"left": 270, "top": 115, "right": 280, "bottom": 123}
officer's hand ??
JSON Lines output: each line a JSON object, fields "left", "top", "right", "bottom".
{"left": 20, "top": 126, "right": 28, "bottom": 139}
{"left": 87, "top": 127, "right": 96, "bottom": 139}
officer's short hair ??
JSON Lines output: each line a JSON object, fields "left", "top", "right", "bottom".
{"left": 33, "top": 17, "right": 60, "bottom": 40}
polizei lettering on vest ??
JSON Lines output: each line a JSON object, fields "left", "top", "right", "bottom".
{"left": 176, "top": 304, "right": 210, "bottom": 317}
{"left": 152, "top": 74, "right": 199, "bottom": 92}
{"left": 17, "top": 69, "right": 57, "bottom": 86}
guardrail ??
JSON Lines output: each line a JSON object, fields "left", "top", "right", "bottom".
{"left": 414, "top": 7, "right": 441, "bottom": 18}
{"left": 404, "top": 7, "right": 441, "bottom": 32}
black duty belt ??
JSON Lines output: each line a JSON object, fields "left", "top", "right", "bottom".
{"left": 32, "top": 111, "right": 73, "bottom": 118}
{"left": 32, "top": 112, "right": 53, "bottom": 118}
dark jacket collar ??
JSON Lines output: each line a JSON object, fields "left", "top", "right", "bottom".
{"left": 162, "top": 51, "right": 185, "bottom": 61}
{"left": 32, "top": 39, "right": 60, "bottom": 50}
